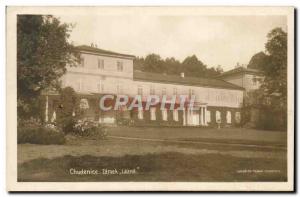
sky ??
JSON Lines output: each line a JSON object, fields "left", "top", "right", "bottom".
{"left": 58, "top": 14, "right": 286, "bottom": 71}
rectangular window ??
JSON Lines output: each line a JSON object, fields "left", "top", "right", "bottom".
{"left": 162, "top": 109, "right": 168, "bottom": 121}
{"left": 138, "top": 109, "right": 143, "bottom": 120}
{"left": 173, "top": 109, "right": 178, "bottom": 121}
{"left": 98, "top": 59, "right": 104, "bottom": 69}
{"left": 117, "top": 61, "right": 124, "bottom": 72}
{"left": 137, "top": 86, "right": 143, "bottom": 96}
{"left": 150, "top": 107, "right": 156, "bottom": 120}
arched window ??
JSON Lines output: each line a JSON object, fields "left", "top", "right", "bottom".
{"left": 226, "top": 111, "right": 232, "bottom": 124}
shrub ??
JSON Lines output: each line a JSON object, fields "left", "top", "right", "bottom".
{"left": 56, "top": 87, "right": 79, "bottom": 133}
{"left": 73, "top": 120, "right": 107, "bottom": 139}
{"left": 18, "top": 124, "right": 65, "bottom": 145}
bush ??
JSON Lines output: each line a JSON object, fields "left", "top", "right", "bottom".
{"left": 18, "top": 124, "right": 65, "bottom": 145}
{"left": 73, "top": 120, "right": 107, "bottom": 139}
{"left": 56, "top": 87, "right": 79, "bottom": 133}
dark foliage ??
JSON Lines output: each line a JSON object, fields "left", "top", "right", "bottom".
{"left": 18, "top": 126, "right": 65, "bottom": 145}
{"left": 56, "top": 87, "right": 79, "bottom": 133}
{"left": 244, "top": 28, "right": 287, "bottom": 130}
{"left": 247, "top": 51, "right": 269, "bottom": 70}
{"left": 134, "top": 54, "right": 222, "bottom": 78}
{"left": 17, "top": 15, "right": 78, "bottom": 119}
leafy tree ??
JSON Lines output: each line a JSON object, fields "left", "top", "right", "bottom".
{"left": 263, "top": 28, "right": 287, "bottom": 98}
{"left": 17, "top": 15, "right": 78, "bottom": 119}
{"left": 133, "top": 56, "right": 145, "bottom": 71}
{"left": 133, "top": 54, "right": 223, "bottom": 78}
{"left": 181, "top": 55, "right": 207, "bottom": 77}
{"left": 142, "top": 54, "right": 164, "bottom": 73}
{"left": 247, "top": 51, "right": 269, "bottom": 70}
{"left": 263, "top": 28, "right": 287, "bottom": 129}
{"left": 205, "top": 65, "right": 223, "bottom": 77}
{"left": 244, "top": 28, "right": 287, "bottom": 130}
{"left": 163, "top": 57, "right": 181, "bottom": 74}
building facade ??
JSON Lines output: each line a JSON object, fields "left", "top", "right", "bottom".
{"left": 46, "top": 45, "right": 246, "bottom": 127}
{"left": 218, "top": 66, "right": 263, "bottom": 92}
{"left": 218, "top": 66, "right": 264, "bottom": 126}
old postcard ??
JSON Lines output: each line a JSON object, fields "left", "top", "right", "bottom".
{"left": 6, "top": 6, "right": 294, "bottom": 191}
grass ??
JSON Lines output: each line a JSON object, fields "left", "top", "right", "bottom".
{"left": 18, "top": 152, "right": 287, "bottom": 182}
{"left": 17, "top": 127, "right": 287, "bottom": 182}
{"left": 108, "top": 126, "right": 287, "bottom": 145}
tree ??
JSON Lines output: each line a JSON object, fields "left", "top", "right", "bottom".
{"left": 17, "top": 15, "right": 78, "bottom": 119}
{"left": 244, "top": 27, "right": 287, "bottom": 130}
{"left": 205, "top": 65, "right": 223, "bottom": 77}
{"left": 143, "top": 54, "right": 164, "bottom": 73}
{"left": 181, "top": 55, "right": 207, "bottom": 77}
{"left": 133, "top": 53, "right": 223, "bottom": 78}
{"left": 263, "top": 28, "right": 287, "bottom": 98}
{"left": 247, "top": 51, "right": 269, "bottom": 70}
{"left": 133, "top": 56, "right": 145, "bottom": 71}
{"left": 262, "top": 28, "right": 287, "bottom": 129}
{"left": 163, "top": 57, "right": 181, "bottom": 74}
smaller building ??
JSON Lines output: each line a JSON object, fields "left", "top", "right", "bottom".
{"left": 219, "top": 66, "right": 264, "bottom": 126}
{"left": 218, "top": 66, "right": 264, "bottom": 92}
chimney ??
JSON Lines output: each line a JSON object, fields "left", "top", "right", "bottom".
{"left": 180, "top": 72, "right": 185, "bottom": 78}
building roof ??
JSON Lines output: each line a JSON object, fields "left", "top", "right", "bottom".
{"left": 218, "top": 66, "right": 263, "bottom": 78}
{"left": 76, "top": 45, "right": 135, "bottom": 59}
{"left": 133, "top": 71, "right": 244, "bottom": 90}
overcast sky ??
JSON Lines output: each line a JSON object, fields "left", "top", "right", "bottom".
{"left": 58, "top": 15, "right": 286, "bottom": 71}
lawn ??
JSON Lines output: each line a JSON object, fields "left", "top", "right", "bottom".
{"left": 18, "top": 152, "right": 286, "bottom": 182}
{"left": 108, "top": 126, "right": 287, "bottom": 146}
{"left": 17, "top": 126, "right": 287, "bottom": 182}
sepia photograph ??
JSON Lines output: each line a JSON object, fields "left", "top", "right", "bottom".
{"left": 6, "top": 6, "right": 294, "bottom": 191}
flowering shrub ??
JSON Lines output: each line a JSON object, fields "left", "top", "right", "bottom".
{"left": 44, "top": 123, "right": 60, "bottom": 132}
{"left": 18, "top": 117, "right": 41, "bottom": 129}
{"left": 73, "top": 120, "right": 107, "bottom": 139}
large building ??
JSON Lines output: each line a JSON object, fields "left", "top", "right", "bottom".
{"left": 46, "top": 45, "right": 252, "bottom": 127}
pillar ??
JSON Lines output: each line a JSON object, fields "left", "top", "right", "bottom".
{"left": 183, "top": 108, "right": 186, "bottom": 126}
{"left": 201, "top": 107, "right": 205, "bottom": 125}
{"left": 45, "top": 95, "right": 49, "bottom": 122}
{"left": 204, "top": 106, "right": 207, "bottom": 126}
